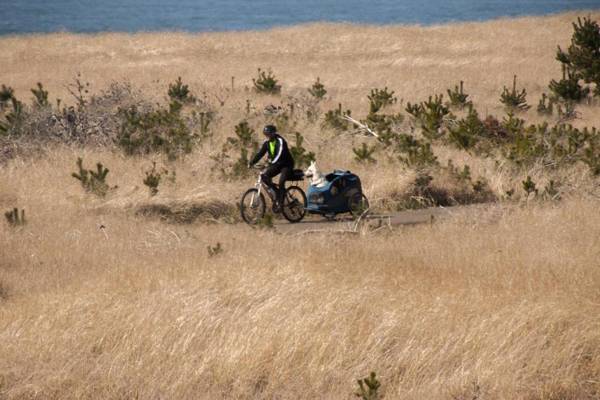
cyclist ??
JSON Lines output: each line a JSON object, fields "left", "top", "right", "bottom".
{"left": 248, "top": 125, "right": 295, "bottom": 212}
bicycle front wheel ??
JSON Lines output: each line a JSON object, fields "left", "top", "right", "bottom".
{"left": 282, "top": 185, "right": 307, "bottom": 223}
{"left": 240, "top": 188, "right": 266, "bottom": 225}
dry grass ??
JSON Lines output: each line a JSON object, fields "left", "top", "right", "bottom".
{"left": 2, "top": 12, "right": 600, "bottom": 399}
{"left": 1, "top": 148, "right": 600, "bottom": 399}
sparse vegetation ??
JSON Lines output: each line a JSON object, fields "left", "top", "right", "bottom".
{"left": 4, "top": 207, "right": 26, "bottom": 227}
{"left": 355, "top": 372, "right": 381, "bottom": 400}
{"left": 253, "top": 68, "right": 281, "bottom": 94}
{"left": 406, "top": 94, "right": 451, "bottom": 140}
{"left": 289, "top": 131, "right": 315, "bottom": 168}
{"left": 143, "top": 161, "right": 167, "bottom": 196}
{"left": 207, "top": 242, "right": 223, "bottom": 257}
{"left": 71, "top": 157, "right": 110, "bottom": 197}
{"left": 323, "top": 103, "right": 352, "bottom": 131}
{"left": 446, "top": 81, "right": 472, "bottom": 110}
{"left": 308, "top": 77, "right": 327, "bottom": 100}
{"left": 500, "top": 75, "right": 530, "bottom": 112}
{"left": 353, "top": 142, "right": 377, "bottom": 164}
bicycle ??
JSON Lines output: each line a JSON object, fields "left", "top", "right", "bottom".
{"left": 240, "top": 165, "right": 307, "bottom": 224}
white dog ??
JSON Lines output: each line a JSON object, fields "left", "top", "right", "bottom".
{"left": 304, "top": 161, "right": 328, "bottom": 188}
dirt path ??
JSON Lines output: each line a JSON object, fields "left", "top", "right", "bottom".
{"left": 275, "top": 204, "right": 501, "bottom": 234}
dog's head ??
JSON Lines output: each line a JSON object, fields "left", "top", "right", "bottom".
{"left": 304, "top": 161, "right": 318, "bottom": 178}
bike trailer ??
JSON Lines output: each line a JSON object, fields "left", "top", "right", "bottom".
{"left": 306, "top": 170, "right": 365, "bottom": 216}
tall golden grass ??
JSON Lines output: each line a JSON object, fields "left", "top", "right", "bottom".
{"left": 1, "top": 12, "right": 600, "bottom": 399}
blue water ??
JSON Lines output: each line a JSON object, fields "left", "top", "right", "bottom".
{"left": 1, "top": 0, "right": 599, "bottom": 35}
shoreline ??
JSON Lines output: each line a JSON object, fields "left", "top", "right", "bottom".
{"left": 1, "top": 9, "right": 599, "bottom": 38}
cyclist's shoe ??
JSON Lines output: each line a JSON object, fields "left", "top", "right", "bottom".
{"left": 272, "top": 202, "right": 282, "bottom": 213}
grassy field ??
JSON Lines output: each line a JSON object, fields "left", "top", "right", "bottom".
{"left": 1, "top": 11, "right": 600, "bottom": 399}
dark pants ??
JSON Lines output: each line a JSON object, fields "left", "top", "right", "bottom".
{"left": 262, "top": 164, "right": 293, "bottom": 204}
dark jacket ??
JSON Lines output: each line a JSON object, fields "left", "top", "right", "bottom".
{"left": 250, "top": 134, "right": 294, "bottom": 167}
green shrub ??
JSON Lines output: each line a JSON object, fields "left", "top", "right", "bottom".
{"left": 522, "top": 176, "right": 538, "bottom": 196}
{"left": 368, "top": 87, "right": 397, "bottom": 114}
{"left": 31, "top": 82, "right": 49, "bottom": 108}
{"left": 117, "top": 105, "right": 196, "bottom": 160}
{"left": 0, "top": 88, "right": 25, "bottom": 136}
{"left": 353, "top": 142, "right": 377, "bottom": 164}
{"left": 0, "top": 85, "right": 14, "bottom": 110}
{"left": 500, "top": 75, "right": 530, "bottom": 112}
{"left": 446, "top": 81, "right": 472, "bottom": 110}
{"left": 537, "top": 93, "right": 555, "bottom": 116}
{"left": 4, "top": 207, "right": 25, "bottom": 227}
{"left": 168, "top": 76, "right": 196, "bottom": 105}
{"left": 406, "top": 95, "right": 451, "bottom": 140}
{"left": 556, "top": 16, "right": 600, "bottom": 97}
{"left": 394, "top": 133, "right": 438, "bottom": 168}
{"left": 289, "top": 131, "right": 315, "bottom": 168}
{"left": 71, "top": 157, "right": 110, "bottom": 197}
{"left": 448, "top": 106, "right": 485, "bottom": 150}
{"left": 308, "top": 77, "right": 327, "bottom": 100}
{"left": 322, "top": 103, "right": 352, "bottom": 131}
{"left": 253, "top": 68, "right": 281, "bottom": 94}
{"left": 143, "top": 162, "right": 168, "bottom": 196}
{"left": 212, "top": 120, "right": 259, "bottom": 180}
{"left": 207, "top": 242, "right": 223, "bottom": 257}
{"left": 354, "top": 372, "right": 381, "bottom": 400}
{"left": 549, "top": 66, "right": 589, "bottom": 103}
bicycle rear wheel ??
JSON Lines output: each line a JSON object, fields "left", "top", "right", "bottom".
{"left": 240, "top": 188, "right": 266, "bottom": 225}
{"left": 282, "top": 185, "right": 307, "bottom": 223}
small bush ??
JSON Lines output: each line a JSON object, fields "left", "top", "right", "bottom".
{"left": 446, "top": 80, "right": 472, "bottom": 110}
{"left": 253, "top": 68, "right": 281, "bottom": 95}
{"left": 353, "top": 142, "right": 377, "bottom": 164}
{"left": 500, "top": 75, "right": 530, "bottom": 112}
{"left": 406, "top": 95, "right": 451, "bottom": 140}
{"left": 117, "top": 105, "right": 197, "bottom": 160}
{"left": 368, "top": 87, "right": 397, "bottom": 114}
{"left": 168, "top": 76, "right": 196, "bottom": 105}
{"left": 0, "top": 88, "right": 25, "bottom": 136}
{"left": 4, "top": 207, "right": 25, "bottom": 227}
{"left": 212, "top": 120, "right": 259, "bottom": 180}
{"left": 549, "top": 66, "right": 589, "bottom": 103}
{"left": 308, "top": 77, "right": 327, "bottom": 100}
{"left": 556, "top": 16, "right": 600, "bottom": 97}
{"left": 394, "top": 133, "right": 438, "bottom": 168}
{"left": 71, "top": 157, "right": 110, "bottom": 197}
{"left": 143, "top": 162, "right": 168, "bottom": 196}
{"left": 522, "top": 175, "right": 538, "bottom": 196}
{"left": 30, "top": 82, "right": 49, "bottom": 109}
{"left": 537, "top": 93, "right": 554, "bottom": 116}
{"left": 290, "top": 131, "right": 315, "bottom": 168}
{"left": 354, "top": 372, "right": 381, "bottom": 400}
{"left": 322, "top": 103, "right": 352, "bottom": 132}
{"left": 207, "top": 242, "right": 223, "bottom": 257}
{"left": 448, "top": 106, "right": 485, "bottom": 150}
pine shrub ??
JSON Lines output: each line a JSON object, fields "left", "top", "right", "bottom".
{"left": 322, "top": 103, "right": 352, "bottom": 131}
{"left": 500, "top": 75, "right": 530, "bottom": 112}
{"left": 446, "top": 81, "right": 472, "bottom": 110}
{"left": 354, "top": 372, "right": 381, "bottom": 400}
{"left": 368, "top": 87, "right": 397, "bottom": 114}
{"left": 4, "top": 207, "right": 25, "bottom": 227}
{"left": 308, "top": 77, "right": 327, "bottom": 100}
{"left": 406, "top": 94, "right": 451, "bottom": 140}
{"left": 31, "top": 83, "right": 49, "bottom": 108}
{"left": 289, "top": 131, "right": 315, "bottom": 168}
{"left": 253, "top": 68, "right": 281, "bottom": 94}
{"left": 353, "top": 142, "right": 377, "bottom": 164}
{"left": 556, "top": 17, "right": 600, "bottom": 97}
{"left": 71, "top": 157, "right": 110, "bottom": 197}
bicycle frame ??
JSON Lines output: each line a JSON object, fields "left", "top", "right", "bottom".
{"left": 249, "top": 168, "right": 277, "bottom": 207}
